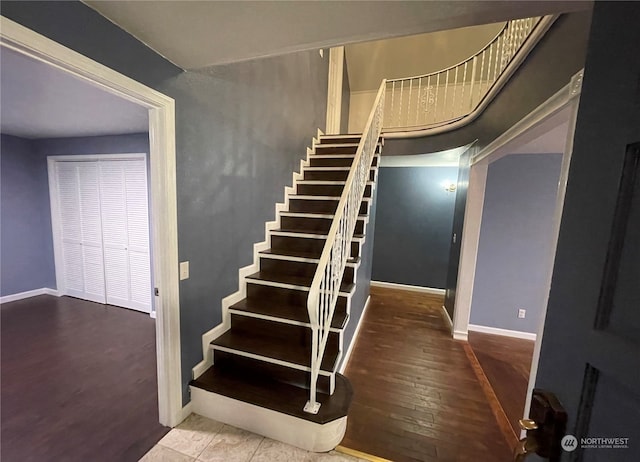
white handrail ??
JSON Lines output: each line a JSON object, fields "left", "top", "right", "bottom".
{"left": 303, "top": 80, "right": 386, "bottom": 414}
{"left": 384, "top": 16, "right": 544, "bottom": 132}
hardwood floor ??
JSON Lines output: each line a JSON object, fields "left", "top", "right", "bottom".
{"left": 342, "top": 286, "right": 512, "bottom": 462}
{"left": 1, "top": 295, "right": 169, "bottom": 462}
{"left": 468, "top": 331, "right": 535, "bottom": 440}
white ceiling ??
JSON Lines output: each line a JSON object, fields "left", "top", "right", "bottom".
{"left": 0, "top": 47, "right": 148, "bottom": 139}
{"left": 346, "top": 22, "right": 505, "bottom": 92}
{"left": 83, "top": 1, "right": 591, "bottom": 70}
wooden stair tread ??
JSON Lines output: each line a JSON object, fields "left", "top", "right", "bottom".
{"left": 211, "top": 330, "right": 339, "bottom": 372}
{"left": 260, "top": 248, "right": 360, "bottom": 265}
{"left": 229, "top": 298, "right": 347, "bottom": 329}
{"left": 272, "top": 228, "right": 365, "bottom": 239}
{"left": 190, "top": 366, "right": 353, "bottom": 424}
{"left": 289, "top": 196, "right": 372, "bottom": 201}
{"left": 246, "top": 271, "right": 356, "bottom": 294}
{"left": 280, "top": 211, "right": 369, "bottom": 219}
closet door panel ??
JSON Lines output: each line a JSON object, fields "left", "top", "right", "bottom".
{"left": 99, "top": 162, "right": 128, "bottom": 246}
{"left": 103, "top": 246, "right": 130, "bottom": 306}
{"left": 62, "top": 243, "right": 84, "bottom": 297}
{"left": 56, "top": 162, "right": 82, "bottom": 243}
{"left": 77, "top": 162, "right": 106, "bottom": 303}
{"left": 82, "top": 245, "right": 107, "bottom": 303}
{"left": 99, "top": 161, "right": 130, "bottom": 306}
{"left": 128, "top": 251, "right": 152, "bottom": 311}
{"left": 124, "top": 160, "right": 150, "bottom": 251}
{"left": 98, "top": 159, "right": 152, "bottom": 313}
{"left": 124, "top": 160, "right": 152, "bottom": 311}
{"left": 56, "top": 162, "right": 84, "bottom": 297}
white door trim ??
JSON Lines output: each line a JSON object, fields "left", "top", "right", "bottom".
{"left": 1, "top": 17, "right": 184, "bottom": 427}
{"left": 325, "top": 46, "right": 344, "bottom": 135}
{"left": 452, "top": 70, "right": 584, "bottom": 427}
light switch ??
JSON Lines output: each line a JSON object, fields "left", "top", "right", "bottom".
{"left": 179, "top": 261, "right": 189, "bottom": 280}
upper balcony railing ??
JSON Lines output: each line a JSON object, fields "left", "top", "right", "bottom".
{"left": 383, "top": 15, "right": 556, "bottom": 137}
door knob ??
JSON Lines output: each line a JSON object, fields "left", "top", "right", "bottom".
{"left": 514, "top": 389, "right": 568, "bottom": 462}
{"left": 519, "top": 419, "right": 539, "bottom": 431}
{"left": 514, "top": 419, "right": 540, "bottom": 461}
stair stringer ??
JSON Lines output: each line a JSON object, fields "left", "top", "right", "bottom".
{"left": 192, "top": 130, "right": 324, "bottom": 380}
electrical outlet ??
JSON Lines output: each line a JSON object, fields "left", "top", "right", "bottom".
{"left": 179, "top": 261, "right": 189, "bottom": 280}
{"left": 518, "top": 309, "right": 526, "bottom": 319}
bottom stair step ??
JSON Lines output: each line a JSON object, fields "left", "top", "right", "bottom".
{"left": 190, "top": 365, "right": 353, "bottom": 425}
{"left": 211, "top": 330, "right": 339, "bottom": 373}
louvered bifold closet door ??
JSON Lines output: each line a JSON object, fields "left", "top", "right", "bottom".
{"left": 99, "top": 159, "right": 151, "bottom": 313}
{"left": 56, "top": 161, "right": 107, "bottom": 303}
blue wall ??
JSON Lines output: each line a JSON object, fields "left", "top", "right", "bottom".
{"left": 0, "top": 133, "right": 150, "bottom": 298}
{"left": 0, "top": 135, "right": 55, "bottom": 296}
{"left": 372, "top": 166, "right": 458, "bottom": 289}
{"left": 470, "top": 153, "right": 562, "bottom": 333}
{"left": 35, "top": 133, "right": 149, "bottom": 157}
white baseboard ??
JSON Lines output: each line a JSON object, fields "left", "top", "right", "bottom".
{"left": 339, "top": 295, "right": 371, "bottom": 374}
{"left": 0, "top": 287, "right": 59, "bottom": 304}
{"left": 468, "top": 324, "right": 537, "bottom": 341}
{"left": 453, "top": 330, "right": 469, "bottom": 341}
{"left": 370, "top": 281, "right": 445, "bottom": 296}
{"left": 441, "top": 305, "right": 453, "bottom": 332}
{"left": 192, "top": 322, "right": 231, "bottom": 379}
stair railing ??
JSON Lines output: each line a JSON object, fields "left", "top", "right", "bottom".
{"left": 384, "top": 16, "right": 544, "bottom": 132}
{"left": 304, "top": 80, "right": 386, "bottom": 414}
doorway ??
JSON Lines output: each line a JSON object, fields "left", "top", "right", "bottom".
{"left": 0, "top": 17, "right": 182, "bottom": 427}
{"left": 452, "top": 70, "right": 583, "bottom": 441}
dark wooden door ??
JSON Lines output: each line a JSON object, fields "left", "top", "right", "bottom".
{"left": 532, "top": 3, "right": 640, "bottom": 461}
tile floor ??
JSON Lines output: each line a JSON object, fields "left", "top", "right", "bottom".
{"left": 139, "top": 414, "right": 369, "bottom": 462}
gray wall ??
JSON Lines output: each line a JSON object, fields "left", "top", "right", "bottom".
{"left": 470, "top": 153, "right": 562, "bottom": 333}
{"left": 2, "top": 1, "right": 331, "bottom": 404}
{"left": 0, "top": 133, "right": 151, "bottom": 298}
{"left": 372, "top": 166, "right": 457, "bottom": 289}
{"left": 383, "top": 10, "right": 592, "bottom": 156}
{"left": 0, "top": 135, "right": 55, "bottom": 296}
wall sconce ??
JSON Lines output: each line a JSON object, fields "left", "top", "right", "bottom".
{"left": 442, "top": 180, "right": 457, "bottom": 193}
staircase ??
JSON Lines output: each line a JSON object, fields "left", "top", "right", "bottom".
{"left": 189, "top": 133, "right": 382, "bottom": 452}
